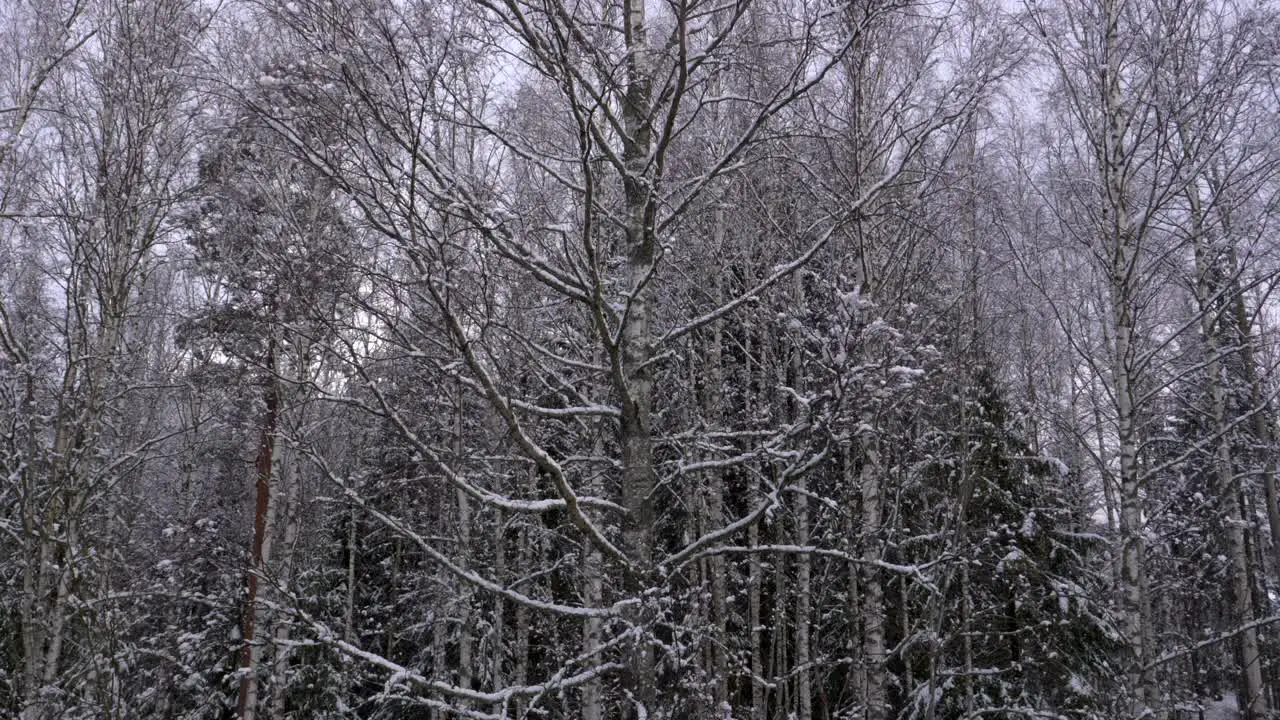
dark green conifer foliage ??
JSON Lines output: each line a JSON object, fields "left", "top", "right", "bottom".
{"left": 913, "top": 366, "right": 1121, "bottom": 719}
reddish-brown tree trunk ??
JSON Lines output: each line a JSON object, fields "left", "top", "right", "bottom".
{"left": 239, "top": 340, "right": 279, "bottom": 720}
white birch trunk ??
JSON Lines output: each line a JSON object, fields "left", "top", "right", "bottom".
{"left": 860, "top": 443, "right": 887, "bottom": 720}
{"left": 619, "top": 0, "right": 658, "bottom": 713}
{"left": 796, "top": 478, "right": 813, "bottom": 720}
{"left": 1190, "top": 199, "right": 1270, "bottom": 719}
{"left": 1099, "top": 0, "right": 1153, "bottom": 708}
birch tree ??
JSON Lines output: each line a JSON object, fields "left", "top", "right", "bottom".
{"left": 1, "top": 1, "right": 207, "bottom": 716}
{"left": 1023, "top": 0, "right": 1280, "bottom": 714}
{"left": 231, "top": 0, "right": 1013, "bottom": 716}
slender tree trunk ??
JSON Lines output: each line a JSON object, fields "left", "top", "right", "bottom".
{"left": 344, "top": 504, "right": 357, "bottom": 643}
{"left": 1191, "top": 201, "right": 1269, "bottom": 720}
{"left": 1226, "top": 249, "right": 1280, "bottom": 577}
{"left": 18, "top": 376, "right": 43, "bottom": 720}
{"left": 707, "top": 98, "right": 732, "bottom": 720}
{"left": 770, "top": 335, "right": 790, "bottom": 719}
{"left": 792, "top": 275, "right": 813, "bottom": 720}
{"left": 492, "top": 509, "right": 506, "bottom": 714}
{"left": 514, "top": 526, "right": 531, "bottom": 720}
{"left": 708, "top": 455, "right": 730, "bottom": 717}
{"left": 686, "top": 346, "right": 713, "bottom": 718}
{"left": 749, "top": 497, "right": 765, "bottom": 720}
{"left": 431, "top": 607, "right": 447, "bottom": 720}
{"left": 20, "top": 268, "right": 95, "bottom": 720}
{"left": 270, "top": 428, "right": 302, "bottom": 717}
{"left": 961, "top": 561, "right": 976, "bottom": 718}
{"left": 455, "top": 382, "right": 473, "bottom": 698}
{"left": 39, "top": 515, "right": 74, "bottom": 697}
{"left": 1115, "top": 292, "right": 1150, "bottom": 719}
{"left": 842, "top": 445, "right": 865, "bottom": 716}
{"left": 1099, "top": 0, "right": 1153, "bottom": 706}
{"left": 619, "top": 0, "right": 657, "bottom": 713}
{"left": 238, "top": 341, "right": 280, "bottom": 720}
{"left": 772, "top": 547, "right": 790, "bottom": 719}
{"left": 747, "top": 328, "right": 766, "bottom": 720}
{"left": 860, "top": 443, "right": 887, "bottom": 720}
{"left": 1222, "top": 454, "right": 1269, "bottom": 720}
{"left": 582, "top": 434, "right": 605, "bottom": 720}
{"left": 795, "top": 455, "right": 813, "bottom": 720}
{"left": 796, "top": 497, "right": 814, "bottom": 716}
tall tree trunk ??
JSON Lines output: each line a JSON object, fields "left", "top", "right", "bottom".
{"left": 37, "top": 514, "right": 75, "bottom": 717}
{"left": 707, "top": 90, "right": 732, "bottom": 720}
{"left": 1223, "top": 236, "right": 1280, "bottom": 578}
{"left": 749, "top": 324, "right": 766, "bottom": 720}
{"left": 772, "top": 548, "right": 790, "bottom": 719}
{"left": 796, "top": 482, "right": 814, "bottom": 720}
{"left": 270, "top": 423, "right": 302, "bottom": 717}
{"left": 455, "top": 381, "right": 473, "bottom": 699}
{"left": 619, "top": 0, "right": 657, "bottom": 713}
{"left": 1190, "top": 199, "right": 1269, "bottom": 720}
{"left": 860, "top": 443, "right": 887, "bottom": 720}
{"left": 792, "top": 274, "right": 813, "bottom": 720}
{"left": 514, "top": 526, "right": 531, "bottom": 719}
{"left": 344, "top": 504, "right": 357, "bottom": 643}
{"left": 1100, "top": 0, "right": 1153, "bottom": 706}
{"left": 431, "top": 605, "right": 447, "bottom": 720}
{"left": 1090, "top": 372, "right": 1124, "bottom": 596}
{"left": 238, "top": 341, "right": 280, "bottom": 720}
{"left": 582, "top": 432, "right": 606, "bottom": 720}
{"left": 842, "top": 445, "right": 865, "bottom": 716}
{"left": 1114, "top": 268, "right": 1150, "bottom": 720}
{"left": 492, "top": 510, "right": 506, "bottom": 714}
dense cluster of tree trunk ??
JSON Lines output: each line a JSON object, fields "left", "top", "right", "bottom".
{"left": 3, "top": 0, "right": 1280, "bottom": 718}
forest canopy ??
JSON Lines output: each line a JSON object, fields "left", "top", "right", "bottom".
{"left": 2, "top": 0, "right": 1280, "bottom": 718}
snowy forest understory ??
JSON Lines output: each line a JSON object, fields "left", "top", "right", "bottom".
{"left": 3, "top": 0, "right": 1280, "bottom": 718}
